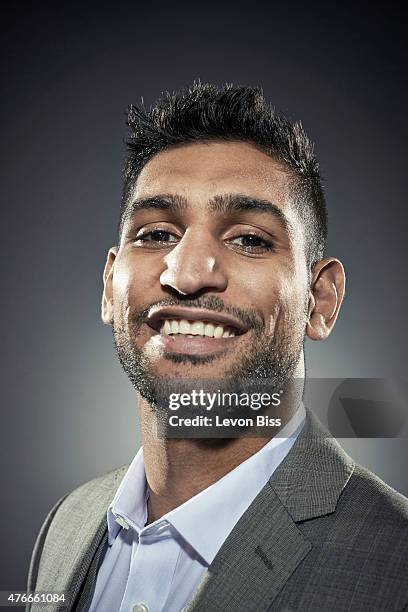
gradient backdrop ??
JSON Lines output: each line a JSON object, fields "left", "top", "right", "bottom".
{"left": 1, "top": 1, "right": 407, "bottom": 591}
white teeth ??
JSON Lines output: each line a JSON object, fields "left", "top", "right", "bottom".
{"left": 191, "top": 321, "right": 205, "bottom": 335}
{"left": 160, "top": 319, "right": 237, "bottom": 338}
{"left": 214, "top": 326, "right": 223, "bottom": 338}
{"left": 179, "top": 319, "right": 190, "bottom": 334}
{"left": 204, "top": 323, "right": 215, "bottom": 337}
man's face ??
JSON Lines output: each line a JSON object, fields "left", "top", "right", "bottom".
{"left": 104, "top": 141, "right": 310, "bottom": 402}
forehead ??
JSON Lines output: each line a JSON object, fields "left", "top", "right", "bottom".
{"left": 132, "top": 141, "right": 292, "bottom": 208}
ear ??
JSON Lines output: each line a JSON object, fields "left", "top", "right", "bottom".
{"left": 306, "top": 258, "right": 345, "bottom": 341}
{"left": 101, "top": 247, "right": 118, "bottom": 325}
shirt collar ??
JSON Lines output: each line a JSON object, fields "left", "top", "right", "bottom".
{"left": 107, "top": 446, "right": 148, "bottom": 544}
{"left": 107, "top": 403, "right": 305, "bottom": 559}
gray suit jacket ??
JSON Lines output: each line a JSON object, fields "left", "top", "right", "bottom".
{"left": 27, "top": 411, "right": 408, "bottom": 611}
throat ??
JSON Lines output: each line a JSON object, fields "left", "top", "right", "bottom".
{"left": 141, "top": 434, "right": 272, "bottom": 522}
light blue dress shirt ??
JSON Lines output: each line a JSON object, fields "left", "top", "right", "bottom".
{"left": 89, "top": 405, "right": 305, "bottom": 612}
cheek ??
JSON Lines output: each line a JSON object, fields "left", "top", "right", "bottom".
{"left": 241, "top": 268, "right": 307, "bottom": 337}
{"left": 111, "top": 260, "right": 142, "bottom": 330}
{"left": 272, "top": 276, "right": 309, "bottom": 335}
{"left": 235, "top": 263, "right": 294, "bottom": 305}
{"left": 112, "top": 261, "right": 131, "bottom": 295}
{"left": 112, "top": 255, "right": 159, "bottom": 308}
{"left": 263, "top": 285, "right": 289, "bottom": 338}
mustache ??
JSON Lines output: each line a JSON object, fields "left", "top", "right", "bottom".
{"left": 130, "top": 295, "right": 264, "bottom": 332}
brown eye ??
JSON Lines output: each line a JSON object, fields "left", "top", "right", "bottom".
{"left": 145, "top": 230, "right": 175, "bottom": 242}
{"left": 230, "top": 234, "right": 274, "bottom": 251}
{"left": 135, "top": 229, "right": 179, "bottom": 245}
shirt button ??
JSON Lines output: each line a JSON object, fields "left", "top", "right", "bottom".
{"left": 132, "top": 604, "right": 149, "bottom": 612}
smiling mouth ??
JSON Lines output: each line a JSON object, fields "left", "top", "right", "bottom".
{"left": 145, "top": 307, "right": 248, "bottom": 355}
{"left": 147, "top": 307, "right": 247, "bottom": 337}
{"left": 159, "top": 318, "right": 237, "bottom": 338}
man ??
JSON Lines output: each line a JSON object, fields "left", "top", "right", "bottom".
{"left": 28, "top": 83, "right": 408, "bottom": 611}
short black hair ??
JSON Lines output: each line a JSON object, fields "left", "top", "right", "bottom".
{"left": 120, "top": 81, "right": 327, "bottom": 266}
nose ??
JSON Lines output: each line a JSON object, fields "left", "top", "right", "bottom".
{"left": 160, "top": 229, "right": 228, "bottom": 296}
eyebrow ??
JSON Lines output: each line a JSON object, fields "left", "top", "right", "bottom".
{"left": 211, "top": 194, "right": 291, "bottom": 232}
{"left": 123, "top": 192, "right": 292, "bottom": 233}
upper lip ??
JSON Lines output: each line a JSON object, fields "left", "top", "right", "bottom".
{"left": 146, "top": 306, "right": 248, "bottom": 334}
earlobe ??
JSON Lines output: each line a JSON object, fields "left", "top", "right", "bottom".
{"left": 306, "top": 258, "right": 345, "bottom": 341}
{"left": 101, "top": 247, "right": 118, "bottom": 325}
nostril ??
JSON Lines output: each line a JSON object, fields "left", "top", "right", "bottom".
{"left": 159, "top": 269, "right": 189, "bottom": 295}
{"left": 162, "top": 282, "right": 189, "bottom": 296}
{"left": 160, "top": 250, "right": 228, "bottom": 295}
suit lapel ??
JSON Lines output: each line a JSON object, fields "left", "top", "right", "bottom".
{"left": 269, "top": 410, "right": 355, "bottom": 522}
{"left": 185, "top": 484, "right": 312, "bottom": 612}
{"left": 186, "top": 410, "right": 355, "bottom": 611}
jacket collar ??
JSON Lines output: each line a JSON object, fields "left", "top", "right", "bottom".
{"left": 270, "top": 408, "right": 355, "bottom": 521}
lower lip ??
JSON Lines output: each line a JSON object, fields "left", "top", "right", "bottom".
{"left": 148, "top": 332, "right": 242, "bottom": 356}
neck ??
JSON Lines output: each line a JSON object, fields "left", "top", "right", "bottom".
{"left": 140, "top": 361, "right": 305, "bottom": 523}
{"left": 142, "top": 422, "right": 271, "bottom": 523}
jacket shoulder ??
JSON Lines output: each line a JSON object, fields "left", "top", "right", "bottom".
{"left": 288, "top": 463, "right": 408, "bottom": 610}
{"left": 303, "top": 461, "right": 408, "bottom": 574}
{"left": 55, "top": 465, "right": 128, "bottom": 515}
{"left": 27, "top": 465, "right": 128, "bottom": 597}
{"left": 42, "top": 465, "right": 128, "bottom": 535}
{"left": 346, "top": 462, "right": 408, "bottom": 522}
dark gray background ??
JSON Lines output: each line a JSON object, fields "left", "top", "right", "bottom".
{"left": 1, "top": 1, "right": 407, "bottom": 591}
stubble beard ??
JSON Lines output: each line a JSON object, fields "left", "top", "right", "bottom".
{"left": 112, "top": 296, "right": 308, "bottom": 417}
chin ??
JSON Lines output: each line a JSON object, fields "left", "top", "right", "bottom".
{"left": 152, "top": 353, "right": 231, "bottom": 377}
